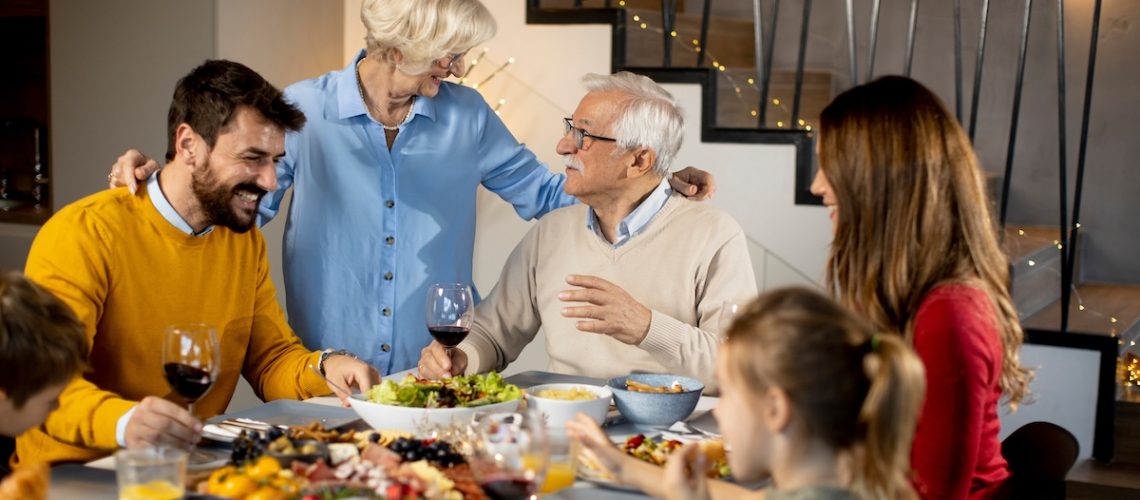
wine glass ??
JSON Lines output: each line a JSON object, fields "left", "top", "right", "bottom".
{"left": 469, "top": 412, "right": 550, "bottom": 500}
{"left": 162, "top": 324, "right": 219, "bottom": 464}
{"left": 426, "top": 283, "right": 474, "bottom": 359}
{"left": 163, "top": 324, "right": 219, "bottom": 416}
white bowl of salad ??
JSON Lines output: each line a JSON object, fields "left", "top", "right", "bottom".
{"left": 349, "top": 372, "right": 522, "bottom": 434}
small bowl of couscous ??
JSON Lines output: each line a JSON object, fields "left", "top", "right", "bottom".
{"left": 524, "top": 383, "right": 613, "bottom": 435}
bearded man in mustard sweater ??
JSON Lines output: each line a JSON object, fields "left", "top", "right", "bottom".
{"left": 418, "top": 72, "right": 757, "bottom": 386}
{"left": 18, "top": 60, "right": 379, "bottom": 466}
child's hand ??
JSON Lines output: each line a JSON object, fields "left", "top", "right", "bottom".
{"left": 565, "top": 413, "right": 626, "bottom": 478}
{"left": 663, "top": 442, "right": 710, "bottom": 500}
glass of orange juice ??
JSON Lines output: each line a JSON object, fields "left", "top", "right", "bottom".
{"left": 540, "top": 434, "right": 579, "bottom": 494}
{"left": 115, "top": 447, "right": 186, "bottom": 500}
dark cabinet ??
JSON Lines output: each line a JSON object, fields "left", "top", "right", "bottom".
{"left": 0, "top": 0, "right": 50, "bottom": 224}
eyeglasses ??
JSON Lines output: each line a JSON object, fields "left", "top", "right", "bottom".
{"left": 563, "top": 117, "right": 618, "bottom": 150}
{"left": 436, "top": 50, "right": 469, "bottom": 73}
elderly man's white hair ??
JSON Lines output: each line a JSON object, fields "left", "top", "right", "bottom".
{"left": 581, "top": 72, "right": 684, "bottom": 177}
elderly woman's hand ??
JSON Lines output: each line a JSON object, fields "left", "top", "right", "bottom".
{"left": 108, "top": 149, "right": 160, "bottom": 193}
{"left": 670, "top": 166, "right": 716, "bottom": 200}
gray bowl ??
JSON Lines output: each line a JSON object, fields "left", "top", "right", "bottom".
{"left": 607, "top": 374, "right": 704, "bottom": 425}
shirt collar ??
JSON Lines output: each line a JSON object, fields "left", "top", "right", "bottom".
{"left": 587, "top": 178, "right": 673, "bottom": 248}
{"left": 147, "top": 171, "right": 213, "bottom": 237}
{"left": 337, "top": 49, "right": 436, "bottom": 123}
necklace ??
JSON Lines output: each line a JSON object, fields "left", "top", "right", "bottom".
{"left": 356, "top": 59, "right": 415, "bottom": 131}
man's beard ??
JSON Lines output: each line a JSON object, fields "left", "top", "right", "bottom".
{"left": 190, "top": 159, "right": 264, "bottom": 233}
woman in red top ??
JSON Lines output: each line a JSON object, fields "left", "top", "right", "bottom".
{"left": 809, "top": 76, "right": 1032, "bottom": 499}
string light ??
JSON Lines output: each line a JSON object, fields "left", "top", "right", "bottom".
{"left": 1028, "top": 260, "right": 1036, "bottom": 267}
{"left": 607, "top": 5, "right": 809, "bottom": 129}
{"left": 473, "top": 57, "right": 514, "bottom": 89}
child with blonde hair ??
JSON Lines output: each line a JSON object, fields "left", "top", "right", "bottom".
{"left": 569, "top": 287, "right": 926, "bottom": 499}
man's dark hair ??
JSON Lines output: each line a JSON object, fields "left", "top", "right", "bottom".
{"left": 0, "top": 271, "right": 88, "bottom": 409}
{"left": 165, "top": 59, "right": 306, "bottom": 161}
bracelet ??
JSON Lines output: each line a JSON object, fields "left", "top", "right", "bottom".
{"left": 318, "top": 348, "right": 356, "bottom": 376}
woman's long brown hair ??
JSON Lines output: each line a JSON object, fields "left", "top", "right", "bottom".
{"left": 819, "top": 76, "right": 1030, "bottom": 407}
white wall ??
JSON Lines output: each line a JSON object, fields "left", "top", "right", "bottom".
{"left": 999, "top": 344, "right": 1101, "bottom": 460}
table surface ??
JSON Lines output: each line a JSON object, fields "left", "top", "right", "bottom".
{"left": 48, "top": 371, "right": 720, "bottom": 499}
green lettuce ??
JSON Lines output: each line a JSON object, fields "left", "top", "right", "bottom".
{"left": 365, "top": 372, "right": 521, "bottom": 408}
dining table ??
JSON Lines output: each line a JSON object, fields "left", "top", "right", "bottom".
{"left": 47, "top": 370, "right": 730, "bottom": 499}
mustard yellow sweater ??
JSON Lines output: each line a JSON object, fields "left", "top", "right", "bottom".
{"left": 18, "top": 187, "right": 328, "bottom": 465}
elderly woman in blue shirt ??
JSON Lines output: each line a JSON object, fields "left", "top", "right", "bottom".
{"left": 109, "top": 0, "right": 713, "bottom": 374}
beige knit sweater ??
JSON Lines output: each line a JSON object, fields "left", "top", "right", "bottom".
{"left": 460, "top": 193, "right": 757, "bottom": 386}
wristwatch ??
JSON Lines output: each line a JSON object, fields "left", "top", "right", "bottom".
{"left": 318, "top": 348, "right": 356, "bottom": 376}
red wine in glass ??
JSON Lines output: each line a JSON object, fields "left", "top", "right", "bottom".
{"left": 480, "top": 475, "right": 536, "bottom": 500}
{"left": 163, "top": 363, "right": 214, "bottom": 402}
{"left": 426, "top": 283, "right": 473, "bottom": 364}
{"left": 428, "top": 325, "right": 470, "bottom": 347}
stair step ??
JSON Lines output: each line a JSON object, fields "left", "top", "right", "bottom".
{"left": 1067, "top": 459, "right": 1140, "bottom": 498}
{"left": 1022, "top": 283, "right": 1140, "bottom": 338}
{"left": 1004, "top": 225, "right": 1062, "bottom": 264}
{"left": 1006, "top": 226, "right": 1066, "bottom": 320}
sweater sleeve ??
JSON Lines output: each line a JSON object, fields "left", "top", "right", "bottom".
{"left": 460, "top": 227, "right": 543, "bottom": 374}
{"left": 240, "top": 232, "right": 327, "bottom": 400}
{"left": 638, "top": 226, "right": 758, "bottom": 387}
{"left": 909, "top": 291, "right": 998, "bottom": 499}
{"left": 24, "top": 210, "right": 137, "bottom": 451}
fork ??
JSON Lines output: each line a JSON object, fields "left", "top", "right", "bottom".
{"left": 656, "top": 421, "right": 721, "bottom": 439}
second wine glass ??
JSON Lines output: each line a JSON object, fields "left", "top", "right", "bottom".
{"left": 425, "top": 283, "right": 474, "bottom": 358}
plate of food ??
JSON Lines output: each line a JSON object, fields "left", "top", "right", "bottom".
{"left": 577, "top": 434, "right": 730, "bottom": 492}
{"left": 198, "top": 430, "right": 485, "bottom": 499}
{"left": 348, "top": 372, "right": 522, "bottom": 434}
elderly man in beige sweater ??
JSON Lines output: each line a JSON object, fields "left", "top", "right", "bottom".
{"left": 417, "top": 72, "right": 756, "bottom": 386}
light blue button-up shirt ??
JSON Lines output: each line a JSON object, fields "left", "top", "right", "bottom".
{"left": 586, "top": 178, "right": 673, "bottom": 248}
{"left": 261, "top": 50, "right": 574, "bottom": 374}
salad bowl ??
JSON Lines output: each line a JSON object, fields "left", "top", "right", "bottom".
{"left": 349, "top": 372, "right": 522, "bottom": 434}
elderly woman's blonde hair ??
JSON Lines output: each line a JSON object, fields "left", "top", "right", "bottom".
{"left": 361, "top": 0, "right": 497, "bottom": 74}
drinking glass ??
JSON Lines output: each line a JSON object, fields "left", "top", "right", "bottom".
{"left": 162, "top": 323, "right": 219, "bottom": 417}
{"left": 469, "top": 412, "right": 549, "bottom": 500}
{"left": 115, "top": 447, "right": 186, "bottom": 500}
{"left": 426, "top": 283, "right": 474, "bottom": 358}
{"left": 541, "top": 434, "right": 579, "bottom": 494}
{"left": 162, "top": 324, "right": 218, "bottom": 465}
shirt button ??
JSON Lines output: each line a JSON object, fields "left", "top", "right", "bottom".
{"left": 385, "top": 200, "right": 395, "bottom": 208}
{"left": 382, "top": 308, "right": 392, "bottom": 316}
{"left": 383, "top": 272, "right": 393, "bottom": 281}
{"left": 385, "top": 236, "right": 395, "bottom": 245}
{"left": 380, "top": 343, "right": 391, "bottom": 352}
